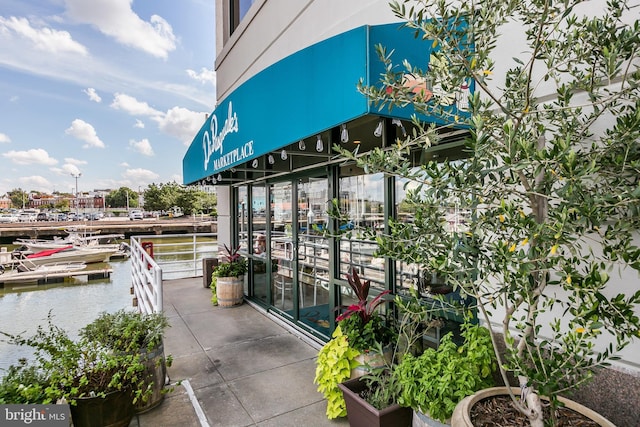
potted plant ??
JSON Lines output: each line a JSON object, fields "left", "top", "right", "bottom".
{"left": 336, "top": 268, "right": 395, "bottom": 378}
{"left": 80, "top": 309, "right": 172, "bottom": 413}
{"left": 1, "top": 314, "right": 148, "bottom": 427}
{"left": 341, "top": 0, "right": 640, "bottom": 425}
{"left": 212, "top": 244, "right": 248, "bottom": 307}
{"left": 314, "top": 267, "right": 395, "bottom": 419}
{"left": 338, "top": 368, "right": 412, "bottom": 427}
{"left": 394, "top": 321, "right": 496, "bottom": 426}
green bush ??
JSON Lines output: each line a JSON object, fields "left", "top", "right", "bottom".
{"left": 394, "top": 323, "right": 496, "bottom": 422}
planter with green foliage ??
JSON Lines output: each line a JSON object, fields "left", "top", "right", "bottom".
{"left": 1, "top": 314, "right": 148, "bottom": 427}
{"left": 394, "top": 322, "right": 496, "bottom": 424}
{"left": 213, "top": 244, "right": 248, "bottom": 307}
{"left": 80, "top": 309, "right": 172, "bottom": 413}
{"left": 315, "top": 268, "right": 396, "bottom": 419}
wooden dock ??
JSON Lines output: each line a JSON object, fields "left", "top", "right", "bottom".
{"left": 0, "top": 268, "right": 112, "bottom": 287}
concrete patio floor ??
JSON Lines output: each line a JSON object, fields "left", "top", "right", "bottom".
{"left": 129, "top": 277, "right": 348, "bottom": 427}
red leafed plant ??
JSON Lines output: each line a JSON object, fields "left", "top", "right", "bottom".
{"left": 212, "top": 244, "right": 248, "bottom": 278}
{"left": 335, "top": 268, "right": 394, "bottom": 352}
{"left": 336, "top": 268, "right": 391, "bottom": 324}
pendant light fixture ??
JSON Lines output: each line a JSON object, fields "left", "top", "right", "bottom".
{"left": 374, "top": 119, "right": 384, "bottom": 137}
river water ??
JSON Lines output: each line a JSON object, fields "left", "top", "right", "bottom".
{"left": 0, "top": 258, "right": 136, "bottom": 373}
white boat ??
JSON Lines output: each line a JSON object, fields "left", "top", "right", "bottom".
{"left": 0, "top": 259, "right": 87, "bottom": 285}
{"left": 14, "top": 228, "right": 129, "bottom": 259}
{"left": 10, "top": 246, "right": 118, "bottom": 266}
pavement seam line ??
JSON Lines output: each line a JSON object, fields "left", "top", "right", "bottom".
{"left": 182, "top": 379, "right": 211, "bottom": 427}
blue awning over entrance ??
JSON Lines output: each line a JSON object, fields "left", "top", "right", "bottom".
{"left": 182, "top": 23, "right": 468, "bottom": 185}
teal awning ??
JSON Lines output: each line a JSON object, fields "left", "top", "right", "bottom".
{"left": 182, "top": 23, "right": 470, "bottom": 185}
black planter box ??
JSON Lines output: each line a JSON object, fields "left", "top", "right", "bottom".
{"left": 338, "top": 377, "right": 412, "bottom": 427}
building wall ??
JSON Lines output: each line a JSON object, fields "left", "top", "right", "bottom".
{"left": 215, "top": 0, "right": 400, "bottom": 102}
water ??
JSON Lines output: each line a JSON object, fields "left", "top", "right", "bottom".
{"left": 0, "top": 259, "right": 134, "bottom": 373}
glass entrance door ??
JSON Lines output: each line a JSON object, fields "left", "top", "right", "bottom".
{"left": 270, "top": 182, "right": 295, "bottom": 311}
{"left": 268, "top": 177, "right": 331, "bottom": 337}
{"left": 296, "top": 177, "right": 331, "bottom": 335}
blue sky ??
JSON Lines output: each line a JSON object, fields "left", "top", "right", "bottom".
{"left": 0, "top": 0, "right": 216, "bottom": 197}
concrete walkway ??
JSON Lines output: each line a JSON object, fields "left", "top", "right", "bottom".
{"left": 130, "top": 277, "right": 348, "bottom": 427}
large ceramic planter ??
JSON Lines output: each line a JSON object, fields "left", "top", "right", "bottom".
{"left": 134, "top": 341, "right": 167, "bottom": 414}
{"left": 413, "top": 410, "right": 450, "bottom": 427}
{"left": 338, "top": 377, "right": 412, "bottom": 427}
{"left": 216, "top": 276, "right": 244, "bottom": 307}
{"left": 450, "top": 387, "right": 615, "bottom": 427}
{"left": 70, "top": 388, "right": 134, "bottom": 427}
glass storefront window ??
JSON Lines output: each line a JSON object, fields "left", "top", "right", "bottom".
{"left": 238, "top": 186, "right": 248, "bottom": 254}
{"left": 338, "top": 170, "right": 385, "bottom": 292}
{"left": 394, "top": 163, "right": 470, "bottom": 295}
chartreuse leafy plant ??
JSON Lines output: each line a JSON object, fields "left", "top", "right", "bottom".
{"left": 394, "top": 322, "right": 496, "bottom": 422}
{"left": 314, "top": 325, "right": 360, "bottom": 419}
{"left": 339, "top": 1, "right": 640, "bottom": 426}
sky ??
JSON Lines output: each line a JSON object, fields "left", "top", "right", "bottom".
{"left": 0, "top": 0, "right": 216, "bottom": 197}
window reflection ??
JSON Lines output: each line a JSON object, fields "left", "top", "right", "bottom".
{"left": 338, "top": 170, "right": 385, "bottom": 292}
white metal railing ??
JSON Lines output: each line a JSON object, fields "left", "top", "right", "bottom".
{"left": 130, "top": 237, "right": 163, "bottom": 314}
{"left": 130, "top": 233, "right": 218, "bottom": 313}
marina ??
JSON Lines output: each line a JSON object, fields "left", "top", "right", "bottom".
{"left": 0, "top": 258, "right": 133, "bottom": 373}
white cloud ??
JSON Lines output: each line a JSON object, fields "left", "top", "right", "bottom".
{"left": 51, "top": 163, "right": 82, "bottom": 176}
{"left": 0, "top": 133, "right": 10, "bottom": 143}
{"left": 122, "top": 168, "right": 159, "bottom": 182}
{"left": 119, "top": 161, "right": 130, "bottom": 167}
{"left": 157, "top": 106, "right": 207, "bottom": 145}
{"left": 65, "top": 119, "right": 106, "bottom": 148}
{"left": 129, "top": 138, "right": 154, "bottom": 156}
{"left": 83, "top": 87, "right": 102, "bottom": 102}
{"left": 0, "top": 16, "right": 88, "bottom": 55}
{"left": 64, "top": 157, "right": 88, "bottom": 165}
{"left": 110, "top": 93, "right": 162, "bottom": 117}
{"left": 64, "top": 0, "right": 176, "bottom": 59}
{"left": 2, "top": 148, "right": 58, "bottom": 165}
{"left": 9, "top": 96, "right": 19, "bottom": 102}
{"left": 134, "top": 119, "right": 145, "bottom": 128}
{"left": 17, "top": 176, "right": 53, "bottom": 193}
{"left": 186, "top": 67, "right": 215, "bottom": 85}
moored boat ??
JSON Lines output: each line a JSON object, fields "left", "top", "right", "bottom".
{"left": 10, "top": 246, "right": 118, "bottom": 266}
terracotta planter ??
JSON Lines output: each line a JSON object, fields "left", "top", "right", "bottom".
{"left": 451, "top": 387, "right": 615, "bottom": 427}
{"left": 338, "top": 377, "right": 412, "bottom": 427}
{"left": 216, "top": 276, "right": 244, "bottom": 307}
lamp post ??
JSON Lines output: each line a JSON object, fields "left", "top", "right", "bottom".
{"left": 71, "top": 172, "right": 81, "bottom": 215}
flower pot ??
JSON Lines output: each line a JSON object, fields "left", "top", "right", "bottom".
{"left": 450, "top": 387, "right": 615, "bottom": 427}
{"left": 134, "top": 341, "right": 167, "bottom": 414}
{"left": 413, "top": 409, "right": 450, "bottom": 427}
{"left": 216, "top": 276, "right": 244, "bottom": 307}
{"left": 338, "top": 377, "right": 412, "bottom": 427}
{"left": 70, "top": 388, "right": 134, "bottom": 427}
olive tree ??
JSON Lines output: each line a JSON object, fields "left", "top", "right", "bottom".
{"left": 344, "top": 0, "right": 640, "bottom": 425}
